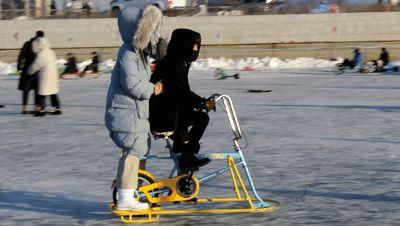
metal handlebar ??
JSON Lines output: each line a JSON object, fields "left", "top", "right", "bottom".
{"left": 211, "top": 94, "right": 242, "bottom": 140}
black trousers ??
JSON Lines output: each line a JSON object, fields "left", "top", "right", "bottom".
{"left": 174, "top": 110, "right": 209, "bottom": 156}
{"left": 38, "top": 94, "right": 60, "bottom": 110}
{"left": 22, "top": 89, "right": 39, "bottom": 106}
{"left": 62, "top": 65, "right": 78, "bottom": 74}
{"left": 342, "top": 58, "right": 356, "bottom": 68}
{"left": 22, "top": 75, "right": 39, "bottom": 106}
{"left": 83, "top": 63, "right": 98, "bottom": 73}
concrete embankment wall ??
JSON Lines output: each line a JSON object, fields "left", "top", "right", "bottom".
{"left": 0, "top": 12, "right": 400, "bottom": 49}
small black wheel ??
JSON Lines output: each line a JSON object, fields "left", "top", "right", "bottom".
{"left": 234, "top": 73, "right": 240, "bottom": 79}
{"left": 112, "top": 172, "right": 156, "bottom": 205}
{"left": 176, "top": 175, "right": 198, "bottom": 198}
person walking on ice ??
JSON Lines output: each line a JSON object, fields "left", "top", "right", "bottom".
{"left": 28, "top": 37, "right": 62, "bottom": 116}
{"left": 80, "top": 51, "right": 100, "bottom": 76}
{"left": 104, "top": 6, "right": 163, "bottom": 211}
{"left": 17, "top": 31, "right": 44, "bottom": 114}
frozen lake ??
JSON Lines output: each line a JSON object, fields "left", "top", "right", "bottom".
{"left": 1, "top": 69, "right": 400, "bottom": 225}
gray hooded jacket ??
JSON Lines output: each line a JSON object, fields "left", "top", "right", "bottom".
{"left": 105, "top": 6, "right": 162, "bottom": 156}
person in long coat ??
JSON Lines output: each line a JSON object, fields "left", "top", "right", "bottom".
{"left": 17, "top": 31, "right": 44, "bottom": 114}
{"left": 28, "top": 37, "right": 62, "bottom": 116}
{"left": 104, "top": 6, "right": 163, "bottom": 210}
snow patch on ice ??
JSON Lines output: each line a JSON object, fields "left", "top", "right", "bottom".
{"left": 191, "top": 57, "right": 339, "bottom": 70}
{"left": 1, "top": 57, "right": 339, "bottom": 76}
{"left": 56, "top": 58, "right": 67, "bottom": 65}
{"left": 101, "top": 59, "right": 116, "bottom": 70}
{"left": 0, "top": 62, "right": 17, "bottom": 76}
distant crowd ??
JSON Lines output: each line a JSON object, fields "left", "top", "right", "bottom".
{"left": 339, "top": 47, "right": 395, "bottom": 73}
{"left": 16, "top": 30, "right": 101, "bottom": 117}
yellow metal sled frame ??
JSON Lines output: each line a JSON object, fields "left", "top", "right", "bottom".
{"left": 109, "top": 156, "right": 280, "bottom": 223}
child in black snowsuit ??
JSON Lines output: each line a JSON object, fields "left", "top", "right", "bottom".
{"left": 81, "top": 51, "right": 100, "bottom": 75}
{"left": 62, "top": 53, "right": 78, "bottom": 75}
{"left": 150, "top": 29, "right": 215, "bottom": 172}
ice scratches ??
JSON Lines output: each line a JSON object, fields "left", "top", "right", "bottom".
{"left": 236, "top": 103, "right": 400, "bottom": 112}
{"left": 0, "top": 170, "right": 29, "bottom": 181}
{"left": 0, "top": 190, "right": 109, "bottom": 220}
{"left": 318, "top": 137, "right": 400, "bottom": 145}
{"left": 266, "top": 188, "right": 400, "bottom": 204}
{"left": 296, "top": 185, "right": 308, "bottom": 202}
{"left": 203, "top": 180, "right": 400, "bottom": 204}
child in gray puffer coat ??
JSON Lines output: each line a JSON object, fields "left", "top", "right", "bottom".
{"left": 104, "top": 6, "right": 163, "bottom": 211}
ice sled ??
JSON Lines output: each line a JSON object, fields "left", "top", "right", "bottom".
{"left": 214, "top": 68, "right": 240, "bottom": 80}
{"left": 109, "top": 94, "right": 279, "bottom": 223}
{"left": 335, "top": 63, "right": 362, "bottom": 74}
{"left": 360, "top": 62, "right": 399, "bottom": 74}
{"left": 336, "top": 62, "right": 399, "bottom": 75}
{"left": 60, "top": 72, "right": 99, "bottom": 79}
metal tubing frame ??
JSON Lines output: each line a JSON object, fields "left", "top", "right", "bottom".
{"left": 215, "top": 94, "right": 268, "bottom": 207}
{"left": 215, "top": 95, "right": 242, "bottom": 139}
{"left": 235, "top": 141, "right": 269, "bottom": 207}
{"left": 198, "top": 160, "right": 244, "bottom": 183}
{"left": 138, "top": 94, "right": 269, "bottom": 208}
{"left": 111, "top": 154, "right": 278, "bottom": 223}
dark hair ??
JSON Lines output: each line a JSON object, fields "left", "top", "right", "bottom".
{"left": 382, "top": 48, "right": 386, "bottom": 52}
{"left": 354, "top": 48, "right": 360, "bottom": 53}
{"left": 91, "top": 51, "right": 97, "bottom": 55}
{"left": 36, "top": 31, "right": 45, "bottom": 37}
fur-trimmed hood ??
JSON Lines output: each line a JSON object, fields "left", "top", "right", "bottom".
{"left": 32, "top": 37, "right": 50, "bottom": 53}
{"left": 118, "top": 6, "right": 163, "bottom": 50}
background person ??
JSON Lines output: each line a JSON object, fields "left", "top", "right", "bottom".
{"left": 342, "top": 48, "right": 363, "bottom": 69}
{"left": 61, "top": 53, "right": 79, "bottom": 75}
{"left": 17, "top": 31, "right": 44, "bottom": 114}
{"left": 28, "top": 37, "right": 62, "bottom": 116}
{"left": 375, "top": 47, "right": 390, "bottom": 69}
{"left": 81, "top": 51, "right": 100, "bottom": 76}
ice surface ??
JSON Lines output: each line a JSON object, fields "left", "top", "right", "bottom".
{"left": 1, "top": 69, "right": 400, "bottom": 225}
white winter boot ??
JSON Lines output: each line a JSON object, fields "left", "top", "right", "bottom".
{"left": 116, "top": 189, "right": 149, "bottom": 211}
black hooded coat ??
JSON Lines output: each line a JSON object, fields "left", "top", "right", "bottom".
{"left": 149, "top": 29, "right": 204, "bottom": 133}
{"left": 17, "top": 38, "right": 38, "bottom": 91}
